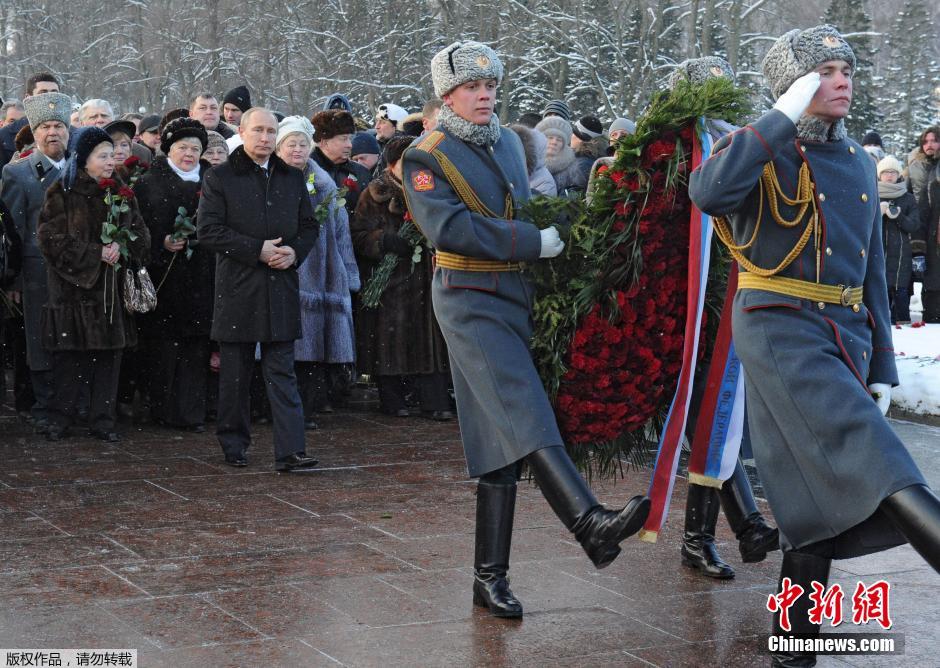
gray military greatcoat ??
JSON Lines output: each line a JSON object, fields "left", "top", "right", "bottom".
{"left": 1, "top": 150, "right": 63, "bottom": 372}
{"left": 403, "top": 126, "right": 563, "bottom": 477}
{"left": 690, "top": 110, "right": 926, "bottom": 558}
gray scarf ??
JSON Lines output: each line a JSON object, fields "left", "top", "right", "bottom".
{"left": 877, "top": 180, "right": 907, "bottom": 201}
{"left": 546, "top": 145, "right": 576, "bottom": 174}
{"left": 438, "top": 106, "right": 501, "bottom": 146}
{"left": 796, "top": 115, "right": 847, "bottom": 142}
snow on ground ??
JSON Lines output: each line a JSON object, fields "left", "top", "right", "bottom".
{"left": 891, "top": 283, "right": 940, "bottom": 417}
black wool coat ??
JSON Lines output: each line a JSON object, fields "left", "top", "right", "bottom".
{"left": 196, "top": 146, "right": 319, "bottom": 343}
{"left": 919, "top": 175, "right": 940, "bottom": 291}
{"left": 351, "top": 170, "right": 447, "bottom": 376}
{"left": 37, "top": 170, "right": 151, "bottom": 351}
{"left": 880, "top": 189, "right": 919, "bottom": 290}
{"left": 134, "top": 156, "right": 215, "bottom": 339}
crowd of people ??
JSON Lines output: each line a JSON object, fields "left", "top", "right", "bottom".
{"left": 1, "top": 30, "right": 939, "bottom": 666}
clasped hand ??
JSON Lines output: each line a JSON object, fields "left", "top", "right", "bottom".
{"left": 101, "top": 242, "right": 120, "bottom": 265}
{"left": 260, "top": 237, "right": 295, "bottom": 269}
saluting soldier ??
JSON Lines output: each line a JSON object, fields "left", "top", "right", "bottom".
{"left": 689, "top": 25, "right": 940, "bottom": 666}
{"left": 402, "top": 41, "right": 650, "bottom": 619}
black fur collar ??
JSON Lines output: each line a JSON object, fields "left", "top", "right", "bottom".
{"left": 228, "top": 146, "right": 289, "bottom": 176}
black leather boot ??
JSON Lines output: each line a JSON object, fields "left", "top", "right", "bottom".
{"left": 681, "top": 483, "right": 735, "bottom": 579}
{"left": 771, "top": 551, "right": 831, "bottom": 667}
{"left": 526, "top": 446, "right": 650, "bottom": 569}
{"left": 472, "top": 481, "right": 523, "bottom": 618}
{"left": 880, "top": 484, "right": 940, "bottom": 573}
{"left": 718, "top": 458, "right": 780, "bottom": 563}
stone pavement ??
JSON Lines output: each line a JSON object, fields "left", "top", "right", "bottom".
{"left": 0, "top": 403, "right": 936, "bottom": 667}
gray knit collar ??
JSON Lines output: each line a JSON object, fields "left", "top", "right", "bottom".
{"left": 796, "top": 115, "right": 846, "bottom": 143}
{"left": 438, "top": 105, "right": 501, "bottom": 146}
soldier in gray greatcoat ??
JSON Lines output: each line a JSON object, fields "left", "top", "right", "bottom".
{"left": 0, "top": 92, "right": 72, "bottom": 429}
{"left": 403, "top": 41, "right": 650, "bottom": 620}
{"left": 689, "top": 25, "right": 940, "bottom": 666}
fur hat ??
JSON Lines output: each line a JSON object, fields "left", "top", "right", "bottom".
{"left": 762, "top": 25, "right": 856, "bottom": 100}
{"left": 401, "top": 112, "right": 424, "bottom": 137}
{"left": 542, "top": 100, "right": 571, "bottom": 121}
{"left": 375, "top": 103, "right": 408, "bottom": 127}
{"left": 205, "top": 131, "right": 228, "bottom": 154}
{"left": 608, "top": 117, "right": 636, "bottom": 135}
{"left": 14, "top": 124, "right": 34, "bottom": 152}
{"left": 24, "top": 92, "right": 72, "bottom": 130}
{"left": 223, "top": 85, "right": 252, "bottom": 112}
{"left": 876, "top": 155, "right": 902, "bottom": 177}
{"left": 351, "top": 132, "right": 380, "bottom": 157}
{"left": 160, "top": 117, "right": 208, "bottom": 155}
{"left": 572, "top": 115, "right": 603, "bottom": 141}
{"left": 72, "top": 126, "right": 113, "bottom": 169}
{"left": 667, "top": 57, "right": 735, "bottom": 89}
{"left": 159, "top": 108, "right": 190, "bottom": 134}
{"left": 431, "top": 41, "right": 503, "bottom": 98}
{"left": 276, "top": 115, "right": 315, "bottom": 148}
{"left": 535, "top": 115, "right": 573, "bottom": 143}
{"left": 312, "top": 110, "right": 355, "bottom": 141}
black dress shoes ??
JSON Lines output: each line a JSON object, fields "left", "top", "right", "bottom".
{"left": 275, "top": 452, "right": 319, "bottom": 472}
{"left": 303, "top": 418, "right": 319, "bottom": 430}
{"left": 224, "top": 453, "right": 248, "bottom": 467}
{"left": 89, "top": 429, "right": 121, "bottom": 442}
{"left": 426, "top": 410, "right": 454, "bottom": 421}
{"left": 45, "top": 425, "right": 69, "bottom": 441}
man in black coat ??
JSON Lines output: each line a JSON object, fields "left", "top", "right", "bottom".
{"left": 197, "top": 108, "right": 320, "bottom": 471}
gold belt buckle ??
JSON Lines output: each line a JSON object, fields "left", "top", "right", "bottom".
{"left": 839, "top": 285, "right": 851, "bottom": 307}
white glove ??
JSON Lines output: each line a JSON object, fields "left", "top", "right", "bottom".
{"left": 773, "top": 72, "right": 821, "bottom": 125}
{"left": 539, "top": 226, "right": 565, "bottom": 258}
{"left": 868, "top": 383, "right": 891, "bottom": 416}
{"left": 879, "top": 201, "right": 889, "bottom": 216}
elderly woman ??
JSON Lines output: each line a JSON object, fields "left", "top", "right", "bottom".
{"left": 275, "top": 115, "right": 359, "bottom": 426}
{"left": 875, "top": 156, "right": 919, "bottom": 324}
{"left": 202, "top": 130, "right": 229, "bottom": 166}
{"left": 352, "top": 136, "right": 451, "bottom": 419}
{"left": 37, "top": 127, "right": 150, "bottom": 441}
{"left": 134, "top": 118, "right": 214, "bottom": 432}
{"left": 535, "top": 115, "right": 584, "bottom": 195}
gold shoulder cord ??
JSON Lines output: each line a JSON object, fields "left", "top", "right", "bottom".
{"left": 712, "top": 160, "right": 820, "bottom": 280}
{"left": 430, "top": 149, "right": 513, "bottom": 220}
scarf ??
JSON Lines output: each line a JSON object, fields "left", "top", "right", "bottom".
{"left": 876, "top": 180, "right": 907, "bottom": 202}
{"left": 796, "top": 115, "right": 847, "bottom": 143}
{"left": 168, "top": 159, "right": 201, "bottom": 183}
{"left": 546, "top": 145, "right": 576, "bottom": 174}
{"left": 438, "top": 106, "right": 501, "bottom": 146}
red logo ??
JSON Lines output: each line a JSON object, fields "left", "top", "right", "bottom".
{"left": 412, "top": 170, "right": 435, "bottom": 192}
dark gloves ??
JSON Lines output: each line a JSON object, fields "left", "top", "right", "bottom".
{"left": 382, "top": 231, "right": 413, "bottom": 258}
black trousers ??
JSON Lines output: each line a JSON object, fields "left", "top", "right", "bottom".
{"left": 51, "top": 349, "right": 121, "bottom": 431}
{"left": 377, "top": 372, "right": 450, "bottom": 413}
{"left": 295, "top": 361, "right": 349, "bottom": 417}
{"left": 2, "top": 312, "right": 34, "bottom": 412}
{"left": 149, "top": 337, "right": 209, "bottom": 427}
{"left": 217, "top": 341, "right": 305, "bottom": 460}
{"left": 923, "top": 288, "right": 940, "bottom": 324}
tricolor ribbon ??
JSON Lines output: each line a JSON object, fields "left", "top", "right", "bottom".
{"left": 639, "top": 119, "right": 714, "bottom": 542}
{"left": 688, "top": 262, "right": 746, "bottom": 487}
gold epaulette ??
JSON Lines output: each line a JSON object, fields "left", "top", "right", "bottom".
{"left": 414, "top": 130, "right": 445, "bottom": 153}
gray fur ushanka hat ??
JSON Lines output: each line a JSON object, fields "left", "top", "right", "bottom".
{"left": 762, "top": 25, "right": 856, "bottom": 100}
{"left": 431, "top": 41, "right": 503, "bottom": 98}
{"left": 24, "top": 92, "right": 72, "bottom": 130}
{"left": 667, "top": 57, "right": 735, "bottom": 90}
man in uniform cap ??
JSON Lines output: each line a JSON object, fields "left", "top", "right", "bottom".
{"left": 403, "top": 40, "right": 650, "bottom": 620}
{"left": 1, "top": 92, "right": 72, "bottom": 430}
{"left": 690, "top": 25, "right": 940, "bottom": 666}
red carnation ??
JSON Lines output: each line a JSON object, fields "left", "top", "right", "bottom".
{"left": 98, "top": 178, "right": 117, "bottom": 190}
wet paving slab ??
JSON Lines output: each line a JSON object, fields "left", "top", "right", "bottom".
{"left": 0, "top": 407, "right": 935, "bottom": 666}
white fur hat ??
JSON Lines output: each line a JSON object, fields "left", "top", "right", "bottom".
{"left": 431, "top": 41, "right": 503, "bottom": 98}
